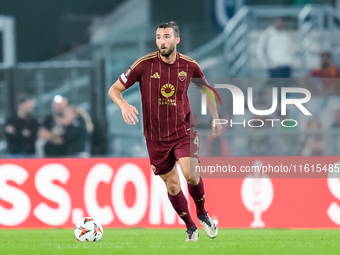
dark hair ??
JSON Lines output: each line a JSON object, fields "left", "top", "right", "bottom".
{"left": 157, "top": 21, "right": 180, "bottom": 37}
{"left": 16, "top": 93, "right": 33, "bottom": 106}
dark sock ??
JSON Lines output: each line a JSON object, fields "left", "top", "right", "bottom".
{"left": 188, "top": 178, "right": 207, "bottom": 217}
{"left": 168, "top": 190, "right": 196, "bottom": 229}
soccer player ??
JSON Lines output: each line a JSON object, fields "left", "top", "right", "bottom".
{"left": 108, "top": 21, "right": 222, "bottom": 241}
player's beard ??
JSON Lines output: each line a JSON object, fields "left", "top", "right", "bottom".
{"left": 159, "top": 44, "right": 175, "bottom": 57}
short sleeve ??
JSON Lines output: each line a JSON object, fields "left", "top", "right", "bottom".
{"left": 192, "top": 62, "right": 208, "bottom": 87}
{"left": 119, "top": 64, "right": 140, "bottom": 89}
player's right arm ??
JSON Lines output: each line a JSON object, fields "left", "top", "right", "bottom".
{"left": 108, "top": 80, "right": 139, "bottom": 125}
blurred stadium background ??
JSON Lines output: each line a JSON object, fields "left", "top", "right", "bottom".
{"left": 1, "top": 0, "right": 340, "bottom": 238}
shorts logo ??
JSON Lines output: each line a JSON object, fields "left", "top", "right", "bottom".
{"left": 151, "top": 165, "right": 156, "bottom": 172}
{"left": 178, "top": 71, "right": 187, "bottom": 81}
{"left": 161, "top": 84, "right": 175, "bottom": 98}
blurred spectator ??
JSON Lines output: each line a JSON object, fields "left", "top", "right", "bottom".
{"left": 204, "top": 135, "right": 229, "bottom": 157}
{"left": 298, "top": 119, "right": 324, "bottom": 156}
{"left": 276, "top": 109, "right": 299, "bottom": 155}
{"left": 5, "top": 93, "right": 39, "bottom": 157}
{"left": 331, "top": 107, "right": 340, "bottom": 154}
{"left": 257, "top": 17, "right": 293, "bottom": 79}
{"left": 38, "top": 95, "right": 67, "bottom": 157}
{"left": 307, "top": 51, "right": 340, "bottom": 96}
{"left": 62, "top": 105, "right": 88, "bottom": 157}
{"left": 248, "top": 104, "right": 274, "bottom": 156}
{"left": 76, "top": 107, "right": 94, "bottom": 155}
{"left": 90, "top": 118, "right": 108, "bottom": 156}
{"left": 333, "top": 107, "right": 340, "bottom": 128}
{"left": 77, "top": 107, "right": 94, "bottom": 137}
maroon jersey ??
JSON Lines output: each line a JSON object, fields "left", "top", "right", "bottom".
{"left": 119, "top": 51, "right": 206, "bottom": 141}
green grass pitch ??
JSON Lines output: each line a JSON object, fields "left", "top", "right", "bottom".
{"left": 0, "top": 228, "right": 340, "bottom": 255}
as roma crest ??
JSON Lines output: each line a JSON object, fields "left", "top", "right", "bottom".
{"left": 178, "top": 71, "right": 187, "bottom": 81}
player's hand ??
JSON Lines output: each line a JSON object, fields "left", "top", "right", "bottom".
{"left": 121, "top": 103, "right": 139, "bottom": 125}
{"left": 211, "top": 121, "right": 223, "bottom": 138}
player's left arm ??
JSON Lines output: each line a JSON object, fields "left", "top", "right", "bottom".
{"left": 199, "top": 85, "right": 223, "bottom": 138}
{"left": 192, "top": 62, "right": 223, "bottom": 138}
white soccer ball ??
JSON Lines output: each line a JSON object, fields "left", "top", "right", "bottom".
{"left": 74, "top": 217, "right": 103, "bottom": 242}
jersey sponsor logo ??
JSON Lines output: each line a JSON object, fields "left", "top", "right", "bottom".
{"left": 178, "top": 71, "right": 187, "bottom": 81}
{"left": 161, "top": 84, "right": 175, "bottom": 98}
{"left": 151, "top": 72, "right": 160, "bottom": 79}
{"left": 159, "top": 98, "right": 176, "bottom": 106}
{"left": 160, "top": 84, "right": 176, "bottom": 106}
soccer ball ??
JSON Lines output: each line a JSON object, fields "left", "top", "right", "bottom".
{"left": 74, "top": 217, "right": 103, "bottom": 242}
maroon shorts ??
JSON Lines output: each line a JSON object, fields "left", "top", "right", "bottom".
{"left": 146, "top": 130, "right": 200, "bottom": 175}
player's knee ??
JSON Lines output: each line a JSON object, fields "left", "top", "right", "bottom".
{"left": 182, "top": 170, "right": 190, "bottom": 182}
{"left": 183, "top": 174, "right": 190, "bottom": 183}
{"left": 166, "top": 180, "right": 180, "bottom": 195}
{"left": 182, "top": 167, "right": 199, "bottom": 182}
{"left": 185, "top": 175, "right": 200, "bottom": 185}
{"left": 183, "top": 172, "right": 194, "bottom": 182}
